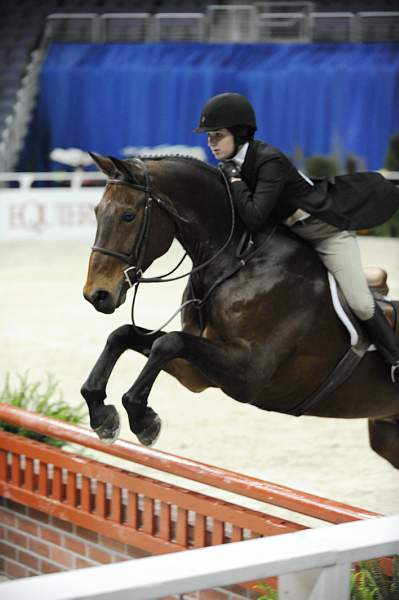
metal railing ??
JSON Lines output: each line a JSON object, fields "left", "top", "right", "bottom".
{"left": 357, "top": 11, "right": 399, "bottom": 42}
{"left": 42, "top": 13, "right": 100, "bottom": 43}
{"left": 311, "top": 12, "right": 356, "bottom": 42}
{"left": 207, "top": 5, "right": 257, "bottom": 42}
{"left": 99, "top": 13, "right": 152, "bottom": 42}
{"left": 257, "top": 12, "right": 309, "bottom": 42}
{"left": 38, "top": 9, "right": 399, "bottom": 44}
{"left": 152, "top": 13, "right": 205, "bottom": 42}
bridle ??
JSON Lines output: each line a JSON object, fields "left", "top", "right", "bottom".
{"left": 91, "top": 158, "right": 189, "bottom": 288}
{"left": 91, "top": 157, "right": 275, "bottom": 334}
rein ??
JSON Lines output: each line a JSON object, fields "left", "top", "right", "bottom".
{"left": 91, "top": 158, "right": 275, "bottom": 335}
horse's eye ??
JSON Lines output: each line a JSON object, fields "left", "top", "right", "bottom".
{"left": 122, "top": 212, "right": 136, "bottom": 222}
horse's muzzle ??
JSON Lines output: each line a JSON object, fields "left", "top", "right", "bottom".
{"left": 85, "top": 288, "right": 116, "bottom": 314}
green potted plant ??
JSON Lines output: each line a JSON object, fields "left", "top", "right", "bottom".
{"left": 0, "top": 372, "right": 87, "bottom": 448}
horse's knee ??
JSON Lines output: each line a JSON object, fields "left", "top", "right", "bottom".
{"left": 151, "top": 332, "right": 184, "bottom": 359}
{"left": 106, "top": 324, "right": 133, "bottom": 350}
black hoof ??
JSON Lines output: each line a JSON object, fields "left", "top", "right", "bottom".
{"left": 94, "top": 405, "right": 121, "bottom": 445}
{"left": 136, "top": 414, "right": 162, "bottom": 447}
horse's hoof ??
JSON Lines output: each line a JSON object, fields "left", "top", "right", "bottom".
{"left": 136, "top": 415, "right": 162, "bottom": 447}
{"left": 94, "top": 405, "right": 121, "bottom": 445}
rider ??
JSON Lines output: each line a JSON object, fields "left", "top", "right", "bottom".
{"left": 194, "top": 92, "right": 399, "bottom": 387}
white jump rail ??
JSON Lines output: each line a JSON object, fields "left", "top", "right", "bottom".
{"left": 1, "top": 515, "right": 398, "bottom": 600}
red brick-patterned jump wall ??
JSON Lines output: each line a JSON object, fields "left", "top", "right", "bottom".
{"left": 0, "top": 497, "right": 259, "bottom": 599}
{"left": 0, "top": 497, "right": 149, "bottom": 579}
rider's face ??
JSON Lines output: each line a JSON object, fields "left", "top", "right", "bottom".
{"left": 207, "top": 129, "right": 235, "bottom": 160}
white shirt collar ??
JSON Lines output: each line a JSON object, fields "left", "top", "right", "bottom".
{"left": 232, "top": 142, "right": 249, "bottom": 168}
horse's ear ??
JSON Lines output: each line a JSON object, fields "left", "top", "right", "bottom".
{"left": 107, "top": 156, "right": 137, "bottom": 182}
{"left": 89, "top": 152, "right": 115, "bottom": 177}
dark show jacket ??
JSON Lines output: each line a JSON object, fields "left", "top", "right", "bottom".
{"left": 230, "top": 139, "right": 399, "bottom": 232}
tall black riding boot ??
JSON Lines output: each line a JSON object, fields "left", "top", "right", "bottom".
{"left": 362, "top": 303, "right": 399, "bottom": 385}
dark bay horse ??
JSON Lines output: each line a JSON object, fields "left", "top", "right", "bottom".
{"left": 82, "top": 153, "right": 399, "bottom": 468}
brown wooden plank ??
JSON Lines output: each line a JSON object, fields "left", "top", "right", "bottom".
{"left": 24, "top": 457, "right": 34, "bottom": 491}
{"left": 127, "top": 491, "right": 138, "bottom": 528}
{"left": 38, "top": 462, "right": 48, "bottom": 495}
{"left": 0, "top": 449, "right": 6, "bottom": 482}
{"left": 143, "top": 497, "right": 155, "bottom": 535}
{"left": 193, "top": 513, "right": 206, "bottom": 548}
{"left": 67, "top": 471, "right": 77, "bottom": 507}
{"left": 211, "top": 519, "right": 225, "bottom": 546}
{"left": 95, "top": 481, "right": 106, "bottom": 518}
{"left": 176, "top": 508, "right": 188, "bottom": 547}
{"left": 159, "top": 502, "right": 171, "bottom": 541}
{"left": 81, "top": 476, "right": 91, "bottom": 511}
{"left": 231, "top": 525, "right": 244, "bottom": 542}
{"left": 111, "top": 486, "right": 122, "bottom": 523}
{"left": 52, "top": 466, "right": 62, "bottom": 501}
{"left": 11, "top": 453, "right": 21, "bottom": 486}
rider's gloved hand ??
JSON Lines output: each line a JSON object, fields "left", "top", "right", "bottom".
{"left": 219, "top": 160, "right": 241, "bottom": 182}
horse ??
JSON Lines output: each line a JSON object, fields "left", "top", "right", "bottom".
{"left": 81, "top": 152, "right": 399, "bottom": 469}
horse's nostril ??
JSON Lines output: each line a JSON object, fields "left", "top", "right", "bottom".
{"left": 93, "top": 289, "right": 110, "bottom": 303}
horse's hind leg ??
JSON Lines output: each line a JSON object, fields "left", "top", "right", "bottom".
{"left": 81, "top": 324, "right": 164, "bottom": 444}
{"left": 368, "top": 417, "right": 399, "bottom": 469}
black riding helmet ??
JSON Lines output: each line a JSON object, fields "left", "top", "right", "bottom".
{"left": 194, "top": 92, "right": 257, "bottom": 134}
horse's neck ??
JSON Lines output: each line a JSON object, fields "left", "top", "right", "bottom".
{"left": 157, "top": 160, "right": 234, "bottom": 265}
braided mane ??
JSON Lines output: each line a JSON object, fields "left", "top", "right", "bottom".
{"left": 134, "top": 154, "right": 219, "bottom": 176}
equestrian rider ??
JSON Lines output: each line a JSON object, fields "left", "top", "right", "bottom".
{"left": 194, "top": 92, "right": 399, "bottom": 387}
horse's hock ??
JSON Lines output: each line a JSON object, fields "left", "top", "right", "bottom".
{"left": 0, "top": 405, "right": 390, "bottom": 596}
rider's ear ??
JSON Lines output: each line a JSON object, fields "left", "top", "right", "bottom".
{"left": 88, "top": 152, "right": 116, "bottom": 177}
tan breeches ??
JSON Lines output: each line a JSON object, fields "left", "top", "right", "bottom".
{"left": 291, "top": 217, "right": 375, "bottom": 321}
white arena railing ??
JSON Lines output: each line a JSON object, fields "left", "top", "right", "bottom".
{"left": 0, "top": 170, "right": 397, "bottom": 243}
{"left": 1, "top": 515, "right": 398, "bottom": 600}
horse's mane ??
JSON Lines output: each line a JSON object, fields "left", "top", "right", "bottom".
{"left": 135, "top": 154, "right": 220, "bottom": 177}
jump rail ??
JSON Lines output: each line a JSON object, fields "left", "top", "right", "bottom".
{"left": 0, "top": 404, "right": 380, "bottom": 526}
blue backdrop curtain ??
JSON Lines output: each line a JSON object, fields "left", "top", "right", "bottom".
{"left": 19, "top": 42, "right": 399, "bottom": 171}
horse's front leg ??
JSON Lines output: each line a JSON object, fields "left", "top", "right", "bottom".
{"left": 122, "top": 331, "right": 249, "bottom": 445}
{"left": 81, "top": 324, "right": 164, "bottom": 443}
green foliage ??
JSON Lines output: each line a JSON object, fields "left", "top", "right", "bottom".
{"left": 0, "top": 372, "right": 87, "bottom": 448}
{"left": 304, "top": 155, "right": 340, "bottom": 178}
{"left": 352, "top": 558, "right": 399, "bottom": 600}
{"left": 253, "top": 557, "right": 399, "bottom": 600}
{"left": 384, "top": 133, "right": 399, "bottom": 171}
{"left": 253, "top": 581, "right": 278, "bottom": 600}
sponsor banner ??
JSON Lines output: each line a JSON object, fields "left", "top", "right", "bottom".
{"left": 0, "top": 188, "right": 100, "bottom": 241}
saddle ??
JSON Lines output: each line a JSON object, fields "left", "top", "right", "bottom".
{"left": 287, "top": 266, "right": 397, "bottom": 417}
